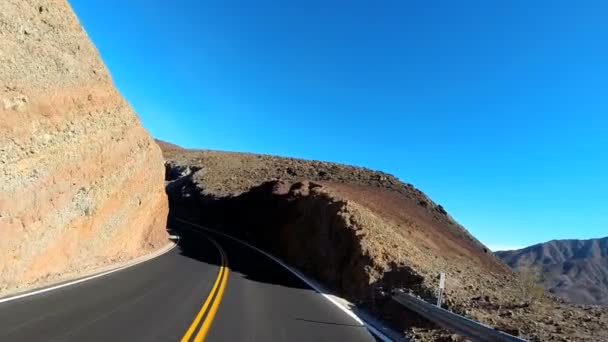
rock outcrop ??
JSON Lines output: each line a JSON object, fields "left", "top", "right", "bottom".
{"left": 160, "top": 143, "right": 608, "bottom": 341}
{"left": 0, "top": 0, "right": 168, "bottom": 295}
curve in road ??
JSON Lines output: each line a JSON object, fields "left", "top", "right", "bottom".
{"left": 0, "top": 221, "right": 381, "bottom": 342}
{"left": 181, "top": 235, "right": 228, "bottom": 342}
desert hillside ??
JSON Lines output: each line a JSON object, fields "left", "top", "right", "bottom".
{"left": 159, "top": 141, "right": 608, "bottom": 341}
{"left": 497, "top": 237, "right": 608, "bottom": 306}
{"left": 0, "top": 0, "right": 168, "bottom": 296}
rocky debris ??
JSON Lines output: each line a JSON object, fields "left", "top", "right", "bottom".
{"left": 161, "top": 147, "right": 415, "bottom": 197}
{"left": 0, "top": 0, "right": 168, "bottom": 296}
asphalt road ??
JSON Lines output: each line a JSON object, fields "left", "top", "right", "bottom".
{"left": 0, "top": 221, "right": 379, "bottom": 342}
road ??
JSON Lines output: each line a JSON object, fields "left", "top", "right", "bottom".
{"left": 0, "top": 220, "right": 379, "bottom": 342}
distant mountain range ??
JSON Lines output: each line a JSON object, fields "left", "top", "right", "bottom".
{"left": 496, "top": 237, "right": 608, "bottom": 306}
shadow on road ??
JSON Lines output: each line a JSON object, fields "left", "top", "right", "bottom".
{"left": 169, "top": 218, "right": 310, "bottom": 291}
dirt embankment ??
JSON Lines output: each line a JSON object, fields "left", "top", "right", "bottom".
{"left": 0, "top": 1, "right": 168, "bottom": 296}
{"left": 161, "top": 143, "right": 608, "bottom": 341}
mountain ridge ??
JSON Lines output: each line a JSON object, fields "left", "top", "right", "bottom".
{"left": 496, "top": 236, "right": 608, "bottom": 306}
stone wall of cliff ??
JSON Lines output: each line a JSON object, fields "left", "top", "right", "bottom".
{"left": 0, "top": 0, "right": 168, "bottom": 295}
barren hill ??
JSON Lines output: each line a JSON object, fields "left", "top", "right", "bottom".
{"left": 159, "top": 141, "right": 608, "bottom": 341}
{"left": 0, "top": 0, "right": 168, "bottom": 295}
{"left": 496, "top": 237, "right": 608, "bottom": 306}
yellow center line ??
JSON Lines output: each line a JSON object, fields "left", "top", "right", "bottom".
{"left": 180, "top": 237, "right": 228, "bottom": 342}
{"left": 194, "top": 246, "right": 229, "bottom": 342}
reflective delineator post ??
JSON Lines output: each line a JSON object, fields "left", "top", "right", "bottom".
{"left": 437, "top": 272, "right": 446, "bottom": 307}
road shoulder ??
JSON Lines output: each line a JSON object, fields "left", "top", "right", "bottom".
{"left": 0, "top": 241, "right": 176, "bottom": 304}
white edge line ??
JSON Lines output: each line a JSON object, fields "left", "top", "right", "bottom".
{"left": 174, "top": 217, "right": 393, "bottom": 342}
{"left": 0, "top": 242, "right": 177, "bottom": 304}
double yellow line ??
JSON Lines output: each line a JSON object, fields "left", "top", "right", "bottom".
{"left": 181, "top": 237, "right": 229, "bottom": 342}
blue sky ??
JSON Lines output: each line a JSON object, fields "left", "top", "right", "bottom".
{"left": 70, "top": 0, "right": 607, "bottom": 250}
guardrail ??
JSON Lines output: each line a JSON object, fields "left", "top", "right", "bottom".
{"left": 392, "top": 290, "right": 527, "bottom": 342}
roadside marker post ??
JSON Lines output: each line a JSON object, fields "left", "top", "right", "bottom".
{"left": 437, "top": 272, "right": 446, "bottom": 307}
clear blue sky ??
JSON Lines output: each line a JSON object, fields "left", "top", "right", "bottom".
{"left": 70, "top": 0, "right": 607, "bottom": 250}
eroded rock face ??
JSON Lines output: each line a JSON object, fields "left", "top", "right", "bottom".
{"left": 0, "top": 0, "right": 168, "bottom": 295}
{"left": 160, "top": 145, "right": 608, "bottom": 341}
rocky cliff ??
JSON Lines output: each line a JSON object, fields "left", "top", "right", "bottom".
{"left": 160, "top": 143, "right": 608, "bottom": 341}
{"left": 0, "top": 0, "right": 168, "bottom": 295}
{"left": 159, "top": 144, "right": 608, "bottom": 341}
